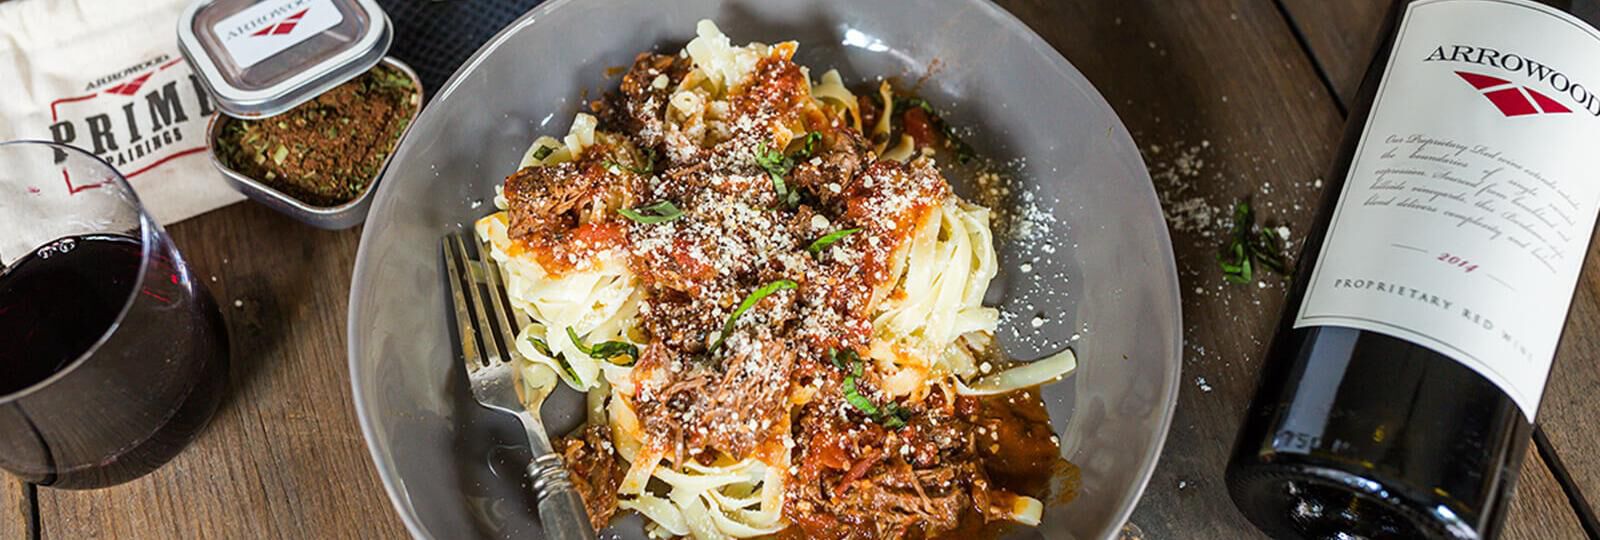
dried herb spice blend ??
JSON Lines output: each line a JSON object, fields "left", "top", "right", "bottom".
{"left": 216, "top": 65, "right": 417, "bottom": 206}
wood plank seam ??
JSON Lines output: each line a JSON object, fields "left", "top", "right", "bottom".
{"left": 1535, "top": 427, "right": 1600, "bottom": 538}
{"left": 25, "top": 482, "right": 38, "bottom": 540}
{"left": 1270, "top": 0, "right": 1350, "bottom": 116}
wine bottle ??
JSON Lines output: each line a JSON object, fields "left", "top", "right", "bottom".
{"left": 1227, "top": 0, "right": 1600, "bottom": 538}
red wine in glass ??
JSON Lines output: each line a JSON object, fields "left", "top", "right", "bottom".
{"left": 0, "top": 141, "right": 229, "bottom": 489}
{"left": 0, "top": 235, "right": 141, "bottom": 395}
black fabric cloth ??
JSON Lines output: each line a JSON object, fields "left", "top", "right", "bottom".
{"left": 376, "top": 0, "right": 546, "bottom": 101}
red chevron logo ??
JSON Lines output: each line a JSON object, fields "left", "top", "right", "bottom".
{"left": 1455, "top": 71, "right": 1572, "bottom": 117}
{"left": 251, "top": 8, "right": 308, "bottom": 37}
{"left": 101, "top": 72, "right": 153, "bottom": 96}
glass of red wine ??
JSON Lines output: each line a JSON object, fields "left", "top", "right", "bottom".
{"left": 0, "top": 141, "right": 229, "bottom": 488}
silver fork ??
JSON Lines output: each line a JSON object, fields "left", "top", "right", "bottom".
{"left": 443, "top": 231, "right": 597, "bottom": 540}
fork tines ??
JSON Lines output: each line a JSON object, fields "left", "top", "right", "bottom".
{"left": 443, "top": 231, "right": 520, "bottom": 371}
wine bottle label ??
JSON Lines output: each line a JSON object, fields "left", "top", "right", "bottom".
{"left": 1296, "top": 0, "right": 1600, "bottom": 419}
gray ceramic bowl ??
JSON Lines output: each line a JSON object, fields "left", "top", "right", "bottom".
{"left": 347, "top": 1, "right": 1182, "bottom": 539}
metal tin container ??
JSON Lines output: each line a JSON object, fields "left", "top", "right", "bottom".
{"left": 205, "top": 57, "right": 422, "bottom": 230}
{"left": 178, "top": 0, "right": 392, "bottom": 118}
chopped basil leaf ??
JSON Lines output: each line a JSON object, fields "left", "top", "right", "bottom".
{"left": 771, "top": 174, "right": 790, "bottom": 202}
{"left": 755, "top": 142, "right": 802, "bottom": 207}
{"left": 1220, "top": 236, "right": 1253, "bottom": 284}
{"left": 829, "top": 347, "right": 909, "bottom": 429}
{"left": 531, "top": 145, "right": 554, "bottom": 160}
{"left": 807, "top": 228, "right": 862, "bottom": 255}
{"left": 566, "top": 327, "right": 590, "bottom": 354}
{"left": 554, "top": 355, "right": 583, "bottom": 385}
{"left": 828, "top": 348, "right": 855, "bottom": 371}
{"left": 794, "top": 131, "right": 823, "bottom": 160}
{"left": 842, "top": 375, "right": 880, "bottom": 416}
{"left": 619, "top": 200, "right": 684, "bottom": 224}
{"left": 566, "top": 327, "right": 639, "bottom": 367}
{"left": 1219, "top": 199, "right": 1290, "bottom": 284}
{"left": 880, "top": 402, "right": 911, "bottom": 429}
{"left": 711, "top": 279, "right": 798, "bottom": 351}
{"left": 1251, "top": 229, "right": 1291, "bottom": 274}
{"left": 528, "top": 336, "right": 554, "bottom": 358}
{"left": 589, "top": 342, "right": 640, "bottom": 366}
{"left": 563, "top": 324, "right": 588, "bottom": 354}
{"left": 535, "top": 335, "right": 583, "bottom": 386}
{"left": 755, "top": 142, "right": 792, "bottom": 177}
{"left": 771, "top": 173, "right": 801, "bottom": 207}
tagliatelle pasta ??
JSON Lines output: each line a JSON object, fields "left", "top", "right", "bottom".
{"left": 471, "top": 19, "right": 1075, "bottom": 540}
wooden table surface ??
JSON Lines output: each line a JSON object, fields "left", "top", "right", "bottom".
{"left": 4, "top": 0, "right": 1597, "bottom": 538}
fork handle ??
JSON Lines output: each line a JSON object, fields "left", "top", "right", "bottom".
{"left": 528, "top": 454, "right": 598, "bottom": 540}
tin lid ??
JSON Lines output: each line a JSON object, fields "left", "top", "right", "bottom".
{"left": 177, "top": 0, "right": 392, "bottom": 118}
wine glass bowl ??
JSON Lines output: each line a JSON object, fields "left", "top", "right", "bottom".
{"left": 0, "top": 140, "right": 230, "bottom": 489}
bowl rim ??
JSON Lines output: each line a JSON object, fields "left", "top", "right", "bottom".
{"left": 347, "top": 1, "right": 1183, "bottom": 538}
